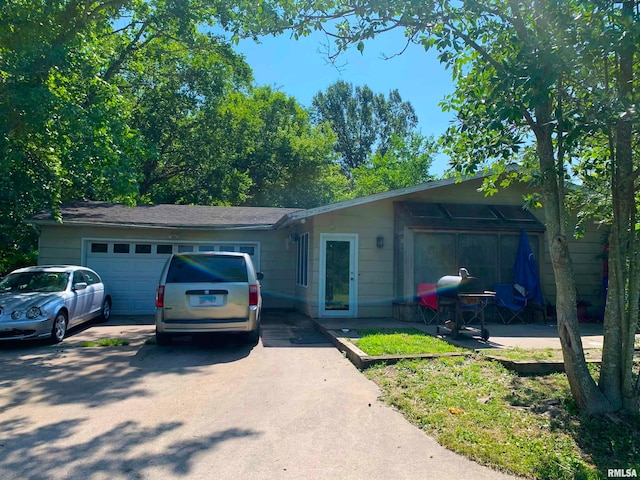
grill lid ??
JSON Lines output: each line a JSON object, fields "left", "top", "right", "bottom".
{"left": 436, "top": 268, "right": 482, "bottom": 298}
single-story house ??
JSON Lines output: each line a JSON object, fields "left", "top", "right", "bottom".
{"left": 29, "top": 174, "right": 607, "bottom": 319}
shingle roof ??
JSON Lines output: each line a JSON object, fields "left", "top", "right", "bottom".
{"left": 30, "top": 201, "right": 303, "bottom": 230}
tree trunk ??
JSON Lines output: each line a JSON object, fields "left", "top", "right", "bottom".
{"left": 601, "top": 0, "right": 640, "bottom": 413}
{"left": 535, "top": 103, "right": 614, "bottom": 414}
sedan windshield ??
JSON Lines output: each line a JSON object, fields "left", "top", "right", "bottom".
{"left": 0, "top": 272, "right": 69, "bottom": 293}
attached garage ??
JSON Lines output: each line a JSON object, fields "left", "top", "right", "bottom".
{"left": 30, "top": 202, "right": 301, "bottom": 315}
{"left": 85, "top": 240, "right": 261, "bottom": 314}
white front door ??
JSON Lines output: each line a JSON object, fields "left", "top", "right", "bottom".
{"left": 319, "top": 234, "right": 358, "bottom": 317}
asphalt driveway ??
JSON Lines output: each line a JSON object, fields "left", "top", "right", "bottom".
{"left": 0, "top": 316, "right": 518, "bottom": 480}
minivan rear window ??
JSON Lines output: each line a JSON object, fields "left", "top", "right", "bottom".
{"left": 166, "top": 255, "right": 248, "bottom": 283}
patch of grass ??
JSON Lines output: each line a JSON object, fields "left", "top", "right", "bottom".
{"left": 481, "top": 347, "right": 560, "bottom": 361}
{"left": 77, "top": 338, "right": 130, "bottom": 347}
{"left": 480, "top": 347, "right": 602, "bottom": 363}
{"left": 366, "top": 356, "right": 640, "bottom": 480}
{"left": 352, "top": 328, "right": 466, "bottom": 356}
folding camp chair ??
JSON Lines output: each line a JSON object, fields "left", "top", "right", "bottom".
{"left": 416, "top": 283, "right": 439, "bottom": 325}
{"left": 459, "top": 296, "right": 484, "bottom": 325}
{"left": 494, "top": 283, "right": 528, "bottom": 324}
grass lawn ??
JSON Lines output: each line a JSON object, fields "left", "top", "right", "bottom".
{"left": 352, "top": 328, "right": 467, "bottom": 356}
{"left": 77, "top": 338, "right": 130, "bottom": 347}
{"left": 355, "top": 330, "right": 640, "bottom": 479}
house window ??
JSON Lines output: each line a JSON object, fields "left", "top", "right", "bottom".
{"left": 177, "top": 245, "right": 194, "bottom": 253}
{"left": 135, "top": 244, "right": 152, "bottom": 254}
{"left": 414, "top": 233, "right": 457, "bottom": 286}
{"left": 413, "top": 231, "right": 540, "bottom": 292}
{"left": 297, "top": 233, "right": 309, "bottom": 287}
{"left": 157, "top": 245, "right": 173, "bottom": 254}
{"left": 91, "top": 243, "right": 108, "bottom": 253}
{"left": 114, "top": 243, "right": 130, "bottom": 254}
{"left": 239, "top": 246, "right": 255, "bottom": 256}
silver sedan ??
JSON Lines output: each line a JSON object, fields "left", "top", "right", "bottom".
{"left": 0, "top": 265, "right": 112, "bottom": 343}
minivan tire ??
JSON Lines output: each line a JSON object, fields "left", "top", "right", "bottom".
{"left": 245, "top": 327, "right": 260, "bottom": 345}
{"left": 156, "top": 331, "right": 172, "bottom": 346}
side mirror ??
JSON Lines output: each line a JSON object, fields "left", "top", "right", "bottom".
{"left": 257, "top": 272, "right": 264, "bottom": 281}
{"left": 73, "top": 282, "right": 88, "bottom": 291}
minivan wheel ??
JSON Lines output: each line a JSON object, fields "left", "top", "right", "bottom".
{"left": 156, "top": 331, "right": 172, "bottom": 346}
{"left": 245, "top": 327, "right": 260, "bottom": 345}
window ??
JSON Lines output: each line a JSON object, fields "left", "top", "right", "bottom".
{"left": 219, "top": 245, "right": 235, "bottom": 252}
{"left": 157, "top": 245, "right": 173, "bottom": 254}
{"left": 177, "top": 245, "right": 194, "bottom": 253}
{"left": 72, "top": 271, "right": 86, "bottom": 285}
{"left": 297, "top": 233, "right": 309, "bottom": 287}
{"left": 135, "top": 244, "right": 152, "bottom": 254}
{"left": 81, "top": 270, "right": 100, "bottom": 285}
{"left": 239, "top": 246, "right": 255, "bottom": 256}
{"left": 459, "top": 234, "right": 498, "bottom": 289}
{"left": 198, "top": 245, "right": 216, "bottom": 252}
{"left": 414, "top": 233, "right": 456, "bottom": 286}
{"left": 114, "top": 243, "right": 130, "bottom": 254}
{"left": 166, "top": 255, "right": 248, "bottom": 283}
{"left": 91, "top": 243, "right": 108, "bottom": 253}
{"left": 413, "top": 231, "right": 541, "bottom": 293}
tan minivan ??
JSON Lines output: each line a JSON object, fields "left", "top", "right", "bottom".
{"left": 154, "top": 252, "right": 262, "bottom": 345}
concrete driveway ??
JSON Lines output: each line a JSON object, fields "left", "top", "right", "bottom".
{"left": 0, "top": 316, "right": 518, "bottom": 480}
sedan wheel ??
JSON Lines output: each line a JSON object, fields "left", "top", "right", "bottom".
{"left": 50, "top": 311, "right": 68, "bottom": 343}
{"left": 98, "top": 298, "right": 112, "bottom": 323}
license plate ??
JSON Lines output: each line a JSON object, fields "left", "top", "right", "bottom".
{"left": 191, "top": 295, "right": 223, "bottom": 307}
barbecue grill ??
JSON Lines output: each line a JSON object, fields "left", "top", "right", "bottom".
{"left": 436, "top": 268, "right": 493, "bottom": 341}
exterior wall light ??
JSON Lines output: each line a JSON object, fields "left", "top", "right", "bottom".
{"left": 376, "top": 235, "right": 384, "bottom": 248}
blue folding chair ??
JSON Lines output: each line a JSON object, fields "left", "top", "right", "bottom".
{"left": 494, "top": 283, "right": 528, "bottom": 324}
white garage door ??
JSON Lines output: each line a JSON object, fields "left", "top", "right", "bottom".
{"left": 85, "top": 240, "right": 260, "bottom": 315}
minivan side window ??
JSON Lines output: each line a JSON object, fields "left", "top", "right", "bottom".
{"left": 166, "top": 256, "right": 248, "bottom": 283}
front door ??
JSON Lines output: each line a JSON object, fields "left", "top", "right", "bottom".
{"left": 319, "top": 234, "right": 358, "bottom": 317}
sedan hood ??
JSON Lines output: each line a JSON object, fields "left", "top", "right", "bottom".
{"left": 0, "top": 292, "right": 60, "bottom": 313}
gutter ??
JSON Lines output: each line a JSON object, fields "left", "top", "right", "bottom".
{"left": 28, "top": 220, "right": 278, "bottom": 231}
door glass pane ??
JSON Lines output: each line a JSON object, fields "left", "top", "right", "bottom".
{"left": 459, "top": 234, "right": 497, "bottom": 290}
{"left": 414, "top": 233, "right": 457, "bottom": 286}
{"left": 325, "top": 240, "right": 350, "bottom": 311}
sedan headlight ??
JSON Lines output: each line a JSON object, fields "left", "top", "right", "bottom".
{"left": 26, "top": 306, "right": 42, "bottom": 319}
{"left": 11, "top": 310, "right": 22, "bottom": 320}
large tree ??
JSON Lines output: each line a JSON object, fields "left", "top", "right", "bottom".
{"left": 212, "top": 86, "right": 349, "bottom": 208}
{"left": 238, "top": 0, "right": 640, "bottom": 413}
{"left": 0, "top": 1, "right": 350, "bottom": 273}
{"left": 311, "top": 80, "right": 419, "bottom": 171}
{"left": 351, "top": 132, "right": 436, "bottom": 197}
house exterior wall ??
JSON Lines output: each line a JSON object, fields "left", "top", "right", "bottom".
{"left": 37, "top": 224, "right": 297, "bottom": 311}
{"left": 290, "top": 200, "right": 395, "bottom": 318}
{"left": 289, "top": 177, "right": 606, "bottom": 319}
{"left": 34, "top": 177, "right": 607, "bottom": 320}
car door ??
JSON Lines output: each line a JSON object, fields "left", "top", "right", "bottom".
{"left": 81, "top": 269, "right": 104, "bottom": 316}
{"left": 70, "top": 270, "right": 91, "bottom": 326}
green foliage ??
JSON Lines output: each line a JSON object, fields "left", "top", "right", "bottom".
{"left": 351, "top": 133, "right": 436, "bottom": 196}
{"left": 214, "top": 87, "right": 348, "bottom": 208}
{"left": 311, "top": 80, "right": 420, "bottom": 171}
{"left": 0, "top": 0, "right": 352, "bottom": 265}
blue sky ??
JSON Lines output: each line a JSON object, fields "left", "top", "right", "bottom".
{"left": 235, "top": 29, "right": 457, "bottom": 175}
